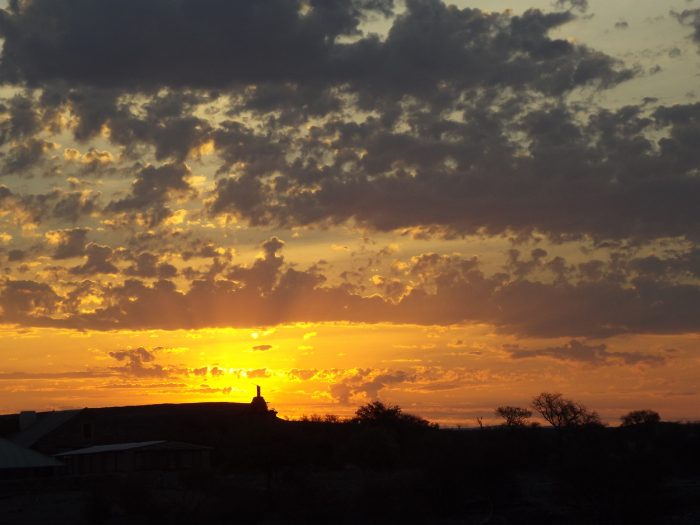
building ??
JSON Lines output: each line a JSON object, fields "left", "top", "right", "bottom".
{"left": 0, "top": 388, "right": 275, "bottom": 457}
{"left": 55, "top": 440, "right": 211, "bottom": 476}
{"left": 0, "top": 437, "right": 63, "bottom": 479}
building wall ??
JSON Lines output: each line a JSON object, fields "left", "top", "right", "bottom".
{"left": 62, "top": 448, "right": 210, "bottom": 475}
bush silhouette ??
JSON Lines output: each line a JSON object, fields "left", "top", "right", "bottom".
{"left": 532, "top": 392, "right": 602, "bottom": 428}
{"left": 620, "top": 409, "right": 661, "bottom": 426}
{"left": 495, "top": 405, "right": 532, "bottom": 426}
{"left": 352, "top": 400, "right": 436, "bottom": 429}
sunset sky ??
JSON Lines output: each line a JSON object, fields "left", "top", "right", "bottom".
{"left": 0, "top": 0, "right": 699, "bottom": 425}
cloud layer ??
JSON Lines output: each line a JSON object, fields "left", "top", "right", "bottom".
{"left": 0, "top": 0, "right": 697, "bottom": 358}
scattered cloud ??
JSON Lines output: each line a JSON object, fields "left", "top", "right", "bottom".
{"left": 108, "top": 347, "right": 168, "bottom": 377}
{"left": 505, "top": 339, "right": 668, "bottom": 366}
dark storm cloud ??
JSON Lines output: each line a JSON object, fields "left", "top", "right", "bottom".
{"left": 505, "top": 339, "right": 667, "bottom": 366}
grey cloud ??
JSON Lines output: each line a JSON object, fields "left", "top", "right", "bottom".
{"left": 0, "top": 0, "right": 393, "bottom": 89}
{"left": 226, "top": 237, "right": 286, "bottom": 294}
{"left": 108, "top": 346, "right": 168, "bottom": 377}
{"left": 31, "top": 86, "right": 212, "bottom": 162}
{"left": 7, "top": 249, "right": 25, "bottom": 262}
{"left": 330, "top": 369, "right": 415, "bottom": 404}
{"left": 212, "top": 120, "right": 287, "bottom": 177}
{"left": 52, "top": 228, "right": 89, "bottom": 259}
{"left": 0, "top": 1, "right": 666, "bottom": 246}
{"left": 0, "top": 1, "right": 667, "bottom": 244}
{"left": 69, "top": 243, "right": 118, "bottom": 275}
{"left": 0, "top": 279, "right": 60, "bottom": 321}
{"left": 673, "top": 9, "right": 700, "bottom": 45}
{"left": 629, "top": 249, "right": 700, "bottom": 279}
{"left": 506, "top": 339, "right": 667, "bottom": 366}
{"left": 3, "top": 243, "right": 700, "bottom": 341}
{"left": 124, "top": 252, "right": 178, "bottom": 279}
{"left": 210, "top": 101, "right": 699, "bottom": 242}
{"left": 0, "top": 0, "right": 628, "bottom": 103}
{"left": 554, "top": 0, "right": 588, "bottom": 12}
{"left": 0, "top": 94, "right": 40, "bottom": 145}
{"left": 42, "top": 190, "right": 100, "bottom": 223}
{"left": 0, "top": 187, "right": 99, "bottom": 225}
{"left": 3, "top": 138, "right": 53, "bottom": 173}
{"left": 107, "top": 162, "right": 194, "bottom": 226}
{"left": 356, "top": 2, "right": 626, "bottom": 97}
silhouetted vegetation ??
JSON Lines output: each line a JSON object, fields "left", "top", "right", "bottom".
{"left": 495, "top": 405, "right": 532, "bottom": 426}
{"left": 621, "top": 409, "right": 661, "bottom": 426}
{"left": 532, "top": 391, "right": 602, "bottom": 428}
{"left": 351, "top": 400, "right": 437, "bottom": 429}
{"left": 2, "top": 398, "right": 699, "bottom": 524}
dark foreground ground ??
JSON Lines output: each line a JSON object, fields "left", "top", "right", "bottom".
{"left": 1, "top": 420, "right": 700, "bottom": 524}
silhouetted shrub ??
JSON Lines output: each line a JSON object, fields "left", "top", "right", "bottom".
{"left": 495, "top": 405, "right": 532, "bottom": 426}
{"left": 352, "top": 401, "right": 437, "bottom": 430}
{"left": 621, "top": 409, "right": 661, "bottom": 426}
{"left": 532, "top": 392, "right": 602, "bottom": 428}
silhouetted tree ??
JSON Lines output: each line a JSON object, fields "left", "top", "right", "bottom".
{"left": 495, "top": 406, "right": 532, "bottom": 426}
{"left": 352, "top": 401, "right": 436, "bottom": 428}
{"left": 531, "top": 392, "right": 601, "bottom": 428}
{"left": 620, "top": 409, "right": 660, "bottom": 426}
